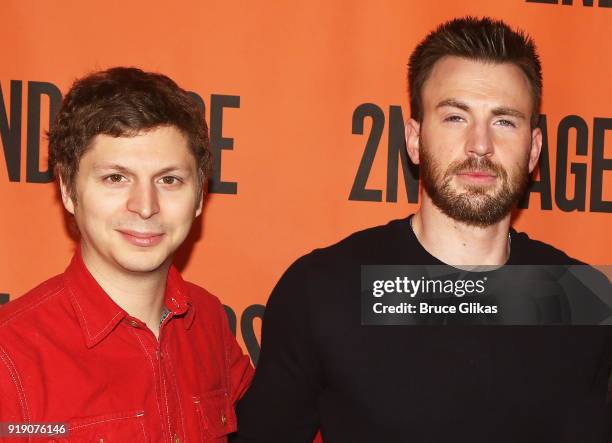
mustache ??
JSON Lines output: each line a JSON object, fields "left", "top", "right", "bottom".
{"left": 447, "top": 157, "right": 507, "bottom": 178}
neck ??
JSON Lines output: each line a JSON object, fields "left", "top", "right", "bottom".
{"left": 412, "top": 195, "right": 511, "bottom": 268}
{"left": 80, "top": 244, "right": 168, "bottom": 338}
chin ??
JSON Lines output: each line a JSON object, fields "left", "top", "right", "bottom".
{"left": 113, "top": 253, "right": 170, "bottom": 274}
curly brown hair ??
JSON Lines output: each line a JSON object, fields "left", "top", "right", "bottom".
{"left": 408, "top": 17, "right": 543, "bottom": 128}
{"left": 48, "top": 67, "right": 211, "bottom": 199}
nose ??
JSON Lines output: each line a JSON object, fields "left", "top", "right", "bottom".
{"left": 465, "top": 122, "right": 494, "bottom": 158}
{"left": 126, "top": 181, "right": 160, "bottom": 219}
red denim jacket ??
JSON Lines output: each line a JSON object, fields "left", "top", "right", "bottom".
{"left": 0, "top": 250, "right": 253, "bottom": 442}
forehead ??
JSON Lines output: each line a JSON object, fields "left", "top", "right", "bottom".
{"left": 421, "top": 56, "right": 533, "bottom": 113}
{"left": 80, "top": 125, "right": 195, "bottom": 170}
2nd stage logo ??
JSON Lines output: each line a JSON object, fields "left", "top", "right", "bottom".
{"left": 0, "top": 80, "right": 239, "bottom": 194}
{"left": 349, "top": 103, "right": 612, "bottom": 213}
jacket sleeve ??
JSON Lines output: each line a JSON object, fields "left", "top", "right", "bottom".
{"left": 0, "top": 343, "right": 27, "bottom": 423}
{"left": 232, "top": 256, "right": 322, "bottom": 443}
{"left": 221, "top": 303, "right": 255, "bottom": 406}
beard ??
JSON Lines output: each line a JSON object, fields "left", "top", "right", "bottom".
{"left": 419, "top": 140, "right": 530, "bottom": 227}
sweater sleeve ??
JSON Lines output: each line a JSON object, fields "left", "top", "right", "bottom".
{"left": 233, "top": 256, "right": 322, "bottom": 443}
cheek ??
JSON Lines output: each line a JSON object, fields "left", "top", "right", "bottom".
{"left": 499, "top": 154, "right": 529, "bottom": 181}
{"left": 421, "top": 126, "right": 465, "bottom": 158}
{"left": 161, "top": 195, "right": 198, "bottom": 225}
{"left": 492, "top": 128, "right": 531, "bottom": 147}
{"left": 76, "top": 191, "right": 125, "bottom": 227}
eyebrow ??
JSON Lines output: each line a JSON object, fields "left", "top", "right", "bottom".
{"left": 92, "top": 164, "right": 191, "bottom": 175}
{"left": 436, "top": 99, "right": 470, "bottom": 112}
{"left": 491, "top": 107, "right": 526, "bottom": 120}
{"left": 436, "top": 99, "right": 527, "bottom": 120}
{"left": 93, "top": 164, "right": 133, "bottom": 174}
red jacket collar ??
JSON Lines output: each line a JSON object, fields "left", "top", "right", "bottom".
{"left": 63, "top": 248, "right": 194, "bottom": 348}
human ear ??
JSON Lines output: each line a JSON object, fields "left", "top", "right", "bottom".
{"left": 59, "top": 177, "right": 75, "bottom": 215}
{"left": 405, "top": 118, "right": 421, "bottom": 165}
{"left": 528, "top": 127, "right": 542, "bottom": 173}
{"left": 195, "top": 190, "right": 204, "bottom": 217}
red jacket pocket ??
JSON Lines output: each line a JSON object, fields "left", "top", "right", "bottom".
{"left": 193, "top": 389, "right": 237, "bottom": 442}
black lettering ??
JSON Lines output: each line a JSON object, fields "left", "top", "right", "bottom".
{"left": 590, "top": 118, "right": 612, "bottom": 213}
{"left": 555, "top": 115, "right": 588, "bottom": 212}
{"left": 349, "top": 103, "right": 384, "bottom": 201}
{"left": 387, "top": 106, "right": 419, "bottom": 203}
{"left": 525, "top": 0, "right": 611, "bottom": 5}
{"left": 562, "top": 0, "right": 594, "bottom": 5}
{"left": 209, "top": 94, "right": 239, "bottom": 194}
{"left": 0, "top": 81, "right": 22, "bottom": 182}
{"left": 0, "top": 293, "right": 9, "bottom": 305}
{"left": 519, "top": 115, "right": 553, "bottom": 210}
{"left": 241, "top": 304, "right": 264, "bottom": 366}
{"left": 26, "top": 81, "right": 61, "bottom": 183}
{"left": 223, "top": 304, "right": 237, "bottom": 336}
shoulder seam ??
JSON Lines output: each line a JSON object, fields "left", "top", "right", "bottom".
{"left": 0, "top": 286, "right": 66, "bottom": 329}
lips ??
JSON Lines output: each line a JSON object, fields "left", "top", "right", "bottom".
{"left": 117, "top": 230, "right": 165, "bottom": 247}
{"left": 456, "top": 170, "right": 497, "bottom": 181}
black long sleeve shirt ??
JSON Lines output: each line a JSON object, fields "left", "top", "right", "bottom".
{"left": 234, "top": 216, "right": 612, "bottom": 442}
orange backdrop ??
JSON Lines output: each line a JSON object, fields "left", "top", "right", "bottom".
{"left": 1, "top": 0, "right": 611, "bottom": 360}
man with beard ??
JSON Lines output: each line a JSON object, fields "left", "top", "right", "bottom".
{"left": 233, "top": 17, "right": 612, "bottom": 443}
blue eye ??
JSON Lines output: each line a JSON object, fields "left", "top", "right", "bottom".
{"left": 496, "top": 119, "right": 516, "bottom": 128}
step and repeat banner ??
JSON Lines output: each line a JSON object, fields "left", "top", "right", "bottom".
{"left": 1, "top": 0, "right": 610, "bottom": 362}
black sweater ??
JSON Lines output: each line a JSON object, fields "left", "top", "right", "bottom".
{"left": 234, "top": 216, "right": 612, "bottom": 442}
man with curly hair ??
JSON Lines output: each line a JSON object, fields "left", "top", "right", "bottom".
{"left": 0, "top": 67, "right": 253, "bottom": 442}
